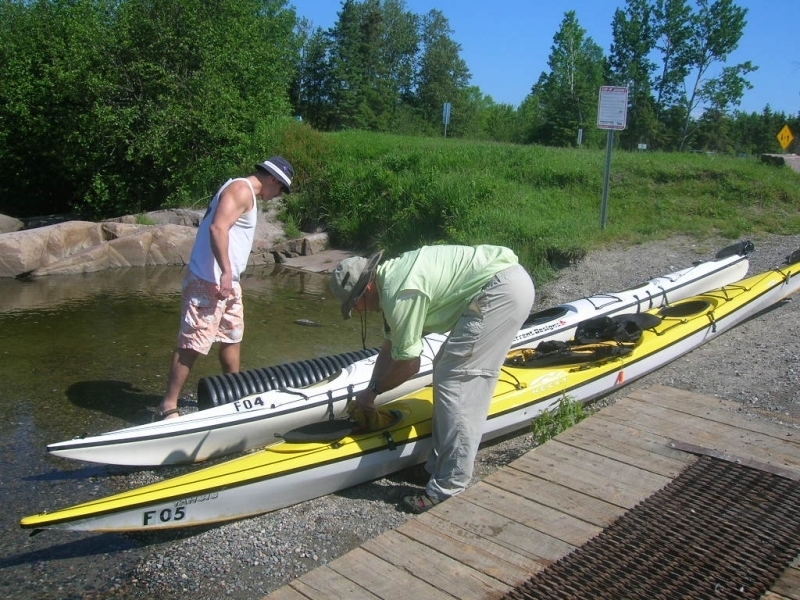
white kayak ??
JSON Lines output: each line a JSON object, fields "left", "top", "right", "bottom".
{"left": 47, "top": 242, "right": 753, "bottom": 466}
{"left": 24, "top": 251, "right": 800, "bottom": 533}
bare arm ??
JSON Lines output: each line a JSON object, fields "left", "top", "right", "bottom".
{"left": 209, "top": 180, "right": 254, "bottom": 299}
{"left": 356, "top": 339, "right": 421, "bottom": 410}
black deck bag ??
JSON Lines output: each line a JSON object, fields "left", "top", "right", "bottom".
{"left": 573, "top": 313, "right": 661, "bottom": 345}
{"left": 505, "top": 312, "right": 662, "bottom": 368}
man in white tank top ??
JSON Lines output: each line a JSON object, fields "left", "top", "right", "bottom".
{"left": 155, "top": 156, "right": 294, "bottom": 420}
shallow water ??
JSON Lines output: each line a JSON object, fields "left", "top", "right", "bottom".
{"left": 0, "top": 264, "right": 384, "bottom": 599}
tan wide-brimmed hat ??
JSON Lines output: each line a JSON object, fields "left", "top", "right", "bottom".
{"left": 329, "top": 250, "right": 384, "bottom": 319}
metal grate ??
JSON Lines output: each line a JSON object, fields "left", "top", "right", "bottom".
{"left": 503, "top": 455, "right": 800, "bottom": 600}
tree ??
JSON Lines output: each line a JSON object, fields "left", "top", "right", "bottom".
{"left": 296, "top": 25, "right": 335, "bottom": 129}
{"left": 0, "top": 0, "right": 299, "bottom": 218}
{"left": 0, "top": 0, "right": 124, "bottom": 217}
{"left": 326, "top": 0, "right": 379, "bottom": 130}
{"left": 482, "top": 99, "right": 520, "bottom": 143}
{"left": 324, "top": 0, "right": 419, "bottom": 132}
{"left": 111, "top": 0, "right": 298, "bottom": 207}
{"left": 415, "top": 9, "right": 471, "bottom": 136}
{"left": 608, "top": 0, "right": 659, "bottom": 150}
{"left": 652, "top": 0, "right": 693, "bottom": 119}
{"left": 379, "top": 0, "right": 420, "bottom": 120}
{"left": 516, "top": 83, "right": 548, "bottom": 145}
{"left": 676, "top": 0, "right": 755, "bottom": 150}
{"left": 534, "top": 11, "right": 606, "bottom": 148}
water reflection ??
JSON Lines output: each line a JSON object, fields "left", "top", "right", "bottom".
{"left": 1, "top": 264, "right": 383, "bottom": 431}
{"left": 0, "top": 266, "right": 186, "bottom": 313}
{"left": 0, "top": 264, "right": 384, "bottom": 564}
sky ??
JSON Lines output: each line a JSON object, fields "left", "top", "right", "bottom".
{"left": 289, "top": 0, "right": 800, "bottom": 116}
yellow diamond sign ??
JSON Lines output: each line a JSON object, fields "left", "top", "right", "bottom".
{"left": 777, "top": 124, "right": 794, "bottom": 150}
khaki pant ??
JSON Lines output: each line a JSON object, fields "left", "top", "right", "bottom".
{"left": 425, "top": 263, "right": 535, "bottom": 501}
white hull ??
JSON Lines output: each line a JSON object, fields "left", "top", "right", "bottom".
{"left": 25, "top": 260, "right": 800, "bottom": 532}
{"left": 48, "top": 248, "right": 751, "bottom": 466}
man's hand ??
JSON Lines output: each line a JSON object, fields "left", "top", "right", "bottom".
{"left": 354, "top": 388, "right": 377, "bottom": 412}
{"left": 216, "top": 272, "right": 234, "bottom": 300}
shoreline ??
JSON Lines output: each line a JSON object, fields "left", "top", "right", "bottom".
{"left": 280, "top": 247, "right": 356, "bottom": 274}
{"left": 4, "top": 233, "right": 799, "bottom": 600}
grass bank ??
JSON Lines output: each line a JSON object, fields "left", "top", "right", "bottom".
{"left": 281, "top": 129, "right": 800, "bottom": 282}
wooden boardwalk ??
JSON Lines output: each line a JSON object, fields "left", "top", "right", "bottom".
{"left": 263, "top": 385, "right": 800, "bottom": 600}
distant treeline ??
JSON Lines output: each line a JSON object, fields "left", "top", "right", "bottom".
{"left": 0, "top": 0, "right": 797, "bottom": 220}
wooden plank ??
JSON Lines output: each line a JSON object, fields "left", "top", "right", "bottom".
{"left": 263, "top": 388, "right": 799, "bottom": 600}
{"left": 556, "top": 418, "right": 693, "bottom": 478}
{"left": 288, "top": 565, "right": 381, "bottom": 600}
{"left": 567, "top": 409, "right": 688, "bottom": 458}
{"left": 599, "top": 397, "right": 800, "bottom": 472}
{"left": 669, "top": 440, "right": 800, "bottom": 481}
{"left": 509, "top": 442, "right": 670, "bottom": 508}
{"left": 598, "top": 395, "right": 798, "bottom": 461}
{"left": 262, "top": 585, "right": 312, "bottom": 600}
{"left": 463, "top": 481, "right": 602, "bottom": 546}
{"left": 509, "top": 451, "right": 659, "bottom": 509}
{"left": 397, "top": 518, "right": 536, "bottom": 586}
{"left": 361, "top": 530, "right": 511, "bottom": 599}
{"left": 484, "top": 467, "right": 626, "bottom": 528}
{"left": 630, "top": 386, "right": 800, "bottom": 446}
{"left": 413, "top": 511, "right": 546, "bottom": 576}
{"left": 538, "top": 441, "right": 672, "bottom": 493}
{"left": 326, "top": 547, "right": 455, "bottom": 600}
{"left": 431, "top": 495, "right": 575, "bottom": 564}
{"left": 770, "top": 562, "right": 800, "bottom": 600}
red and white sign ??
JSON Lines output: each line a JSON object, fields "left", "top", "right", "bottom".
{"left": 597, "top": 86, "right": 628, "bottom": 131}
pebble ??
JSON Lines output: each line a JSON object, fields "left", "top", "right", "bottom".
{"left": 14, "top": 233, "right": 800, "bottom": 600}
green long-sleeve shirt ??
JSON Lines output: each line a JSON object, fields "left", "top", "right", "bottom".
{"left": 376, "top": 245, "right": 519, "bottom": 360}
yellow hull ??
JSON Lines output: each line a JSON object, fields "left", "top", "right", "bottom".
{"left": 21, "top": 260, "right": 800, "bottom": 532}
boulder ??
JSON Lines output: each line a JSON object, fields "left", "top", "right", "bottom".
{"left": 249, "top": 240, "right": 278, "bottom": 268}
{"left": 105, "top": 208, "right": 206, "bottom": 227}
{"left": 0, "top": 214, "right": 23, "bottom": 234}
{"left": 0, "top": 221, "right": 114, "bottom": 278}
{"left": 269, "top": 232, "right": 329, "bottom": 261}
{"left": 30, "top": 224, "right": 197, "bottom": 276}
{"left": 0, "top": 207, "right": 330, "bottom": 278}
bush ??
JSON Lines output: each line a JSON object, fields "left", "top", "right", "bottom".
{"left": 531, "top": 395, "right": 588, "bottom": 445}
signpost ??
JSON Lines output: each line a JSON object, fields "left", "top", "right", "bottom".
{"left": 443, "top": 102, "right": 452, "bottom": 138}
{"left": 597, "top": 86, "right": 629, "bottom": 229}
{"left": 777, "top": 124, "right": 795, "bottom": 151}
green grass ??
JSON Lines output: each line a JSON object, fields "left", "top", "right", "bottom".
{"left": 135, "top": 213, "right": 157, "bottom": 226}
{"left": 531, "top": 395, "right": 589, "bottom": 445}
{"left": 280, "top": 129, "right": 800, "bottom": 283}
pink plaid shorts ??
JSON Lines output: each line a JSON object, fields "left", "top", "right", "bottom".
{"left": 176, "top": 271, "right": 244, "bottom": 355}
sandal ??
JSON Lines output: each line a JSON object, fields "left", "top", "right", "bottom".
{"left": 152, "top": 408, "right": 180, "bottom": 422}
{"left": 402, "top": 493, "right": 440, "bottom": 514}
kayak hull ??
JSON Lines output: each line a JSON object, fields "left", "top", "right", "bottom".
{"left": 46, "top": 248, "right": 751, "bottom": 466}
{"left": 22, "top": 257, "right": 800, "bottom": 532}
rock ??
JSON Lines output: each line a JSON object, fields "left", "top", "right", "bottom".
{"left": 105, "top": 209, "right": 206, "bottom": 227}
{"left": 0, "top": 206, "right": 331, "bottom": 278}
{"left": 0, "top": 214, "right": 23, "bottom": 234}
{"left": 249, "top": 239, "right": 278, "bottom": 268}
{"left": 0, "top": 221, "right": 115, "bottom": 278}
{"left": 30, "top": 224, "right": 197, "bottom": 276}
{"left": 269, "top": 232, "right": 329, "bottom": 261}
{"left": 761, "top": 153, "right": 800, "bottom": 173}
{"left": 280, "top": 247, "right": 354, "bottom": 274}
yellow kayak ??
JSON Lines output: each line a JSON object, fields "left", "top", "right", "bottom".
{"left": 21, "top": 255, "right": 800, "bottom": 532}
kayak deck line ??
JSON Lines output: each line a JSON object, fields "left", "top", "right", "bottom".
{"left": 21, "top": 255, "right": 800, "bottom": 533}
{"left": 45, "top": 247, "right": 753, "bottom": 468}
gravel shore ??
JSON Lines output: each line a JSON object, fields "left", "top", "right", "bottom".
{"left": 14, "top": 233, "right": 800, "bottom": 600}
